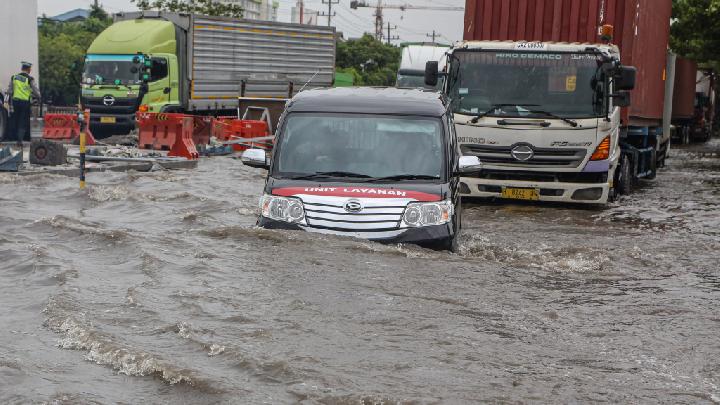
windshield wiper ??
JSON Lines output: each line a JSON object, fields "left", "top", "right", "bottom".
{"left": 524, "top": 109, "right": 579, "bottom": 127}
{"left": 370, "top": 174, "right": 441, "bottom": 181}
{"left": 468, "top": 103, "right": 540, "bottom": 123}
{"left": 286, "top": 171, "right": 374, "bottom": 180}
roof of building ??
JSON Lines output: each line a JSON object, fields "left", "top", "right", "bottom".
{"left": 49, "top": 8, "right": 90, "bottom": 22}
{"left": 286, "top": 87, "right": 448, "bottom": 116}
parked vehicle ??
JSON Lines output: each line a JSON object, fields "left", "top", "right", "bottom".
{"left": 672, "top": 61, "right": 716, "bottom": 144}
{"left": 82, "top": 11, "right": 336, "bottom": 136}
{"left": 428, "top": 0, "right": 672, "bottom": 203}
{"left": 241, "top": 87, "right": 481, "bottom": 251}
{"left": 672, "top": 58, "right": 698, "bottom": 145}
{"left": 0, "top": 0, "right": 39, "bottom": 140}
{"left": 396, "top": 44, "right": 449, "bottom": 90}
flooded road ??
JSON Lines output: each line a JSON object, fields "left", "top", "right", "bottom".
{"left": 1, "top": 141, "right": 719, "bottom": 404}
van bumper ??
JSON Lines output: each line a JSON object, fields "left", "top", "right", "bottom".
{"left": 258, "top": 217, "right": 454, "bottom": 247}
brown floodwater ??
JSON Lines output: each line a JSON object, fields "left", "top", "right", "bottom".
{"left": 1, "top": 140, "right": 719, "bottom": 404}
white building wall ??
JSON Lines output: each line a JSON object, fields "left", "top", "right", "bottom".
{"left": 0, "top": 0, "right": 39, "bottom": 89}
{"left": 216, "top": 0, "right": 276, "bottom": 21}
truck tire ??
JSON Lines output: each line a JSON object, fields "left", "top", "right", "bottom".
{"left": 615, "top": 154, "right": 633, "bottom": 196}
{"left": 0, "top": 105, "right": 7, "bottom": 141}
{"left": 30, "top": 139, "right": 67, "bottom": 166}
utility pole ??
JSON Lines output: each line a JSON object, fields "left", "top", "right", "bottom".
{"left": 374, "top": 1, "right": 384, "bottom": 42}
{"left": 386, "top": 22, "right": 399, "bottom": 45}
{"left": 320, "top": 0, "right": 339, "bottom": 27}
{"left": 299, "top": 0, "right": 304, "bottom": 24}
{"left": 426, "top": 30, "right": 440, "bottom": 43}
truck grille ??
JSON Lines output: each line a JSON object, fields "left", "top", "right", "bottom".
{"left": 461, "top": 145, "right": 586, "bottom": 168}
{"left": 303, "top": 201, "right": 405, "bottom": 232}
{"left": 81, "top": 96, "right": 138, "bottom": 115}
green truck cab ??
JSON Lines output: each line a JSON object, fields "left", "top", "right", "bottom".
{"left": 82, "top": 19, "right": 180, "bottom": 135}
{"left": 82, "top": 12, "right": 336, "bottom": 137}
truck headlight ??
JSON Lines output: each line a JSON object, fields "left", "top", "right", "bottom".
{"left": 260, "top": 194, "right": 305, "bottom": 223}
{"left": 402, "top": 200, "right": 453, "bottom": 227}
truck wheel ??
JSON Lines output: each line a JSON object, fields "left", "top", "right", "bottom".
{"left": 616, "top": 154, "right": 633, "bottom": 196}
{"left": 0, "top": 106, "right": 7, "bottom": 141}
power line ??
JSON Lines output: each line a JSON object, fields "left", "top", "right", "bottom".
{"left": 426, "top": 30, "right": 440, "bottom": 43}
{"left": 319, "top": 0, "right": 339, "bottom": 27}
{"left": 386, "top": 21, "right": 399, "bottom": 45}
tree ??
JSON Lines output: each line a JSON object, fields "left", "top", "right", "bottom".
{"left": 336, "top": 34, "right": 401, "bottom": 86}
{"left": 131, "top": 0, "right": 244, "bottom": 18}
{"left": 671, "top": 0, "right": 720, "bottom": 63}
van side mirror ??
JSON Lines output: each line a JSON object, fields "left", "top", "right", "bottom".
{"left": 612, "top": 90, "right": 631, "bottom": 108}
{"left": 425, "top": 61, "right": 439, "bottom": 87}
{"left": 615, "top": 66, "right": 636, "bottom": 91}
{"left": 457, "top": 155, "right": 482, "bottom": 174}
{"left": 241, "top": 148, "right": 269, "bottom": 169}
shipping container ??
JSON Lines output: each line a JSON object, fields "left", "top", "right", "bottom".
{"left": 672, "top": 57, "right": 697, "bottom": 120}
{"left": 463, "top": 0, "right": 672, "bottom": 125}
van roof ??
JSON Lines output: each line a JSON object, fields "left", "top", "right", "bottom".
{"left": 287, "top": 87, "right": 448, "bottom": 117}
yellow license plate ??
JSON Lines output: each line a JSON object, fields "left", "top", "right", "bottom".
{"left": 501, "top": 187, "right": 540, "bottom": 201}
{"left": 100, "top": 116, "right": 116, "bottom": 124}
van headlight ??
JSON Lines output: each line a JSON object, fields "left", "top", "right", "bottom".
{"left": 402, "top": 200, "right": 453, "bottom": 227}
{"left": 260, "top": 194, "right": 305, "bottom": 224}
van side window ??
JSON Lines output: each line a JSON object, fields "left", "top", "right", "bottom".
{"left": 151, "top": 58, "right": 168, "bottom": 82}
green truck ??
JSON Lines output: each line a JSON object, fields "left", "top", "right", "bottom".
{"left": 81, "top": 11, "right": 336, "bottom": 136}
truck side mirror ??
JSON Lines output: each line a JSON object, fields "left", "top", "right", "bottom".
{"left": 241, "top": 148, "right": 269, "bottom": 169}
{"left": 140, "top": 54, "right": 152, "bottom": 83}
{"left": 425, "top": 61, "right": 439, "bottom": 87}
{"left": 615, "top": 66, "right": 636, "bottom": 91}
{"left": 612, "top": 91, "right": 631, "bottom": 108}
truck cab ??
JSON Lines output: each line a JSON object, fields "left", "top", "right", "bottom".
{"left": 81, "top": 18, "right": 181, "bottom": 135}
{"left": 427, "top": 41, "right": 635, "bottom": 204}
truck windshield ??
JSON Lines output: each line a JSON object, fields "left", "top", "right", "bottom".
{"left": 449, "top": 51, "right": 602, "bottom": 118}
{"left": 82, "top": 54, "right": 142, "bottom": 86}
{"left": 274, "top": 113, "right": 445, "bottom": 181}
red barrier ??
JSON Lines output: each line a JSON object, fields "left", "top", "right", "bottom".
{"left": 43, "top": 113, "right": 95, "bottom": 145}
{"left": 211, "top": 117, "right": 271, "bottom": 151}
{"left": 136, "top": 112, "right": 187, "bottom": 150}
{"left": 168, "top": 117, "right": 199, "bottom": 160}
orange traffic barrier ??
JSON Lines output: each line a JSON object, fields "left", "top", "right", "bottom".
{"left": 168, "top": 117, "right": 199, "bottom": 160}
{"left": 211, "top": 117, "right": 271, "bottom": 151}
{"left": 136, "top": 112, "right": 187, "bottom": 150}
{"left": 43, "top": 113, "right": 96, "bottom": 145}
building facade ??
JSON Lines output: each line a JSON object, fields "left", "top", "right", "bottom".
{"left": 218, "top": 0, "right": 278, "bottom": 21}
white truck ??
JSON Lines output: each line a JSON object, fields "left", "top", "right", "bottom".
{"left": 425, "top": 41, "right": 637, "bottom": 204}
{"left": 0, "top": 0, "right": 39, "bottom": 141}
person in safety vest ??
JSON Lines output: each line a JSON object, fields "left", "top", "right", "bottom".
{"left": 4, "top": 62, "right": 41, "bottom": 145}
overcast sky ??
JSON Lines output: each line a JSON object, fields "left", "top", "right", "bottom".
{"left": 37, "top": 0, "right": 466, "bottom": 44}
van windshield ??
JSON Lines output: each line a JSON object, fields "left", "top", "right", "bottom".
{"left": 274, "top": 113, "right": 445, "bottom": 181}
{"left": 397, "top": 73, "right": 444, "bottom": 90}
